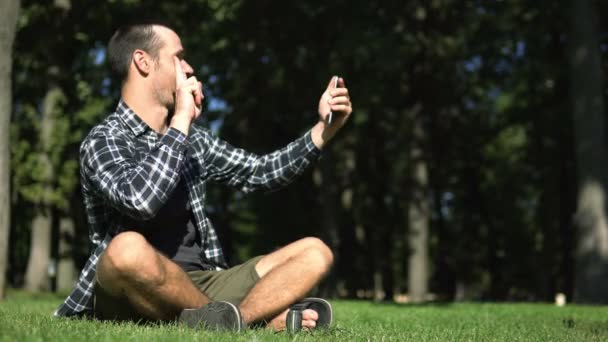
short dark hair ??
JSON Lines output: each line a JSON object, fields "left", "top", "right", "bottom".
{"left": 107, "top": 23, "right": 167, "bottom": 83}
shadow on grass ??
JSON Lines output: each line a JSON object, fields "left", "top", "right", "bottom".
{"left": 562, "top": 317, "right": 608, "bottom": 335}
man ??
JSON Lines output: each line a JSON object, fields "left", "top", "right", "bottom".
{"left": 54, "top": 22, "right": 352, "bottom": 332}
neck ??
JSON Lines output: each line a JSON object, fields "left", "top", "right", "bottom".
{"left": 122, "top": 81, "right": 170, "bottom": 134}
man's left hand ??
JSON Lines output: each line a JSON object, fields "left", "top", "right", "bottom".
{"left": 312, "top": 76, "right": 353, "bottom": 149}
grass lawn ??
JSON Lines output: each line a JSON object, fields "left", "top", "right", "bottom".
{"left": 2, "top": 291, "right": 608, "bottom": 341}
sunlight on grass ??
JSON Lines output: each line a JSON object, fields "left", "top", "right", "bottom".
{"left": 1, "top": 292, "right": 608, "bottom": 341}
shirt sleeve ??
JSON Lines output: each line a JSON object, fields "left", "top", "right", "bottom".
{"left": 192, "top": 126, "right": 321, "bottom": 193}
{"left": 80, "top": 127, "right": 188, "bottom": 219}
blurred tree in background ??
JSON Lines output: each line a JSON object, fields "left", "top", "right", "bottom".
{"left": 2, "top": 0, "right": 608, "bottom": 304}
{"left": 570, "top": 0, "right": 608, "bottom": 304}
{"left": 0, "top": 0, "right": 21, "bottom": 300}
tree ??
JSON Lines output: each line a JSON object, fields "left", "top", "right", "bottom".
{"left": 12, "top": 0, "right": 111, "bottom": 291}
{"left": 408, "top": 105, "right": 430, "bottom": 303}
{"left": 569, "top": 0, "right": 608, "bottom": 303}
{"left": 5, "top": 0, "right": 604, "bottom": 303}
{"left": 0, "top": 0, "right": 20, "bottom": 299}
{"left": 23, "top": 85, "right": 64, "bottom": 291}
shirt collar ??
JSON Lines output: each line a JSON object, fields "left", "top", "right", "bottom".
{"left": 116, "top": 99, "right": 149, "bottom": 137}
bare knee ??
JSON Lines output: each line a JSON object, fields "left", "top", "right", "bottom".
{"left": 300, "top": 237, "right": 334, "bottom": 272}
{"left": 100, "top": 231, "right": 165, "bottom": 286}
{"left": 255, "top": 237, "right": 334, "bottom": 278}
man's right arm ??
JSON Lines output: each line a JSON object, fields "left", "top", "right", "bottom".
{"left": 81, "top": 128, "right": 187, "bottom": 220}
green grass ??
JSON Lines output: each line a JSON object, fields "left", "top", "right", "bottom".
{"left": 2, "top": 291, "right": 608, "bottom": 341}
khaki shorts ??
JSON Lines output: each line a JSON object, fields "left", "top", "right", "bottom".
{"left": 93, "top": 256, "right": 263, "bottom": 321}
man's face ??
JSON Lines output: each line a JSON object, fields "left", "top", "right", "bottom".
{"left": 150, "top": 26, "right": 194, "bottom": 111}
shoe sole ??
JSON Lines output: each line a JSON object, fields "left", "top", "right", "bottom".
{"left": 306, "top": 297, "right": 333, "bottom": 328}
{"left": 178, "top": 301, "right": 243, "bottom": 332}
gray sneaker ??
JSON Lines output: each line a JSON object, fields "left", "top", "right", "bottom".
{"left": 178, "top": 301, "right": 245, "bottom": 332}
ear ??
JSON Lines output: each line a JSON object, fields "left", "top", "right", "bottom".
{"left": 132, "top": 49, "right": 152, "bottom": 76}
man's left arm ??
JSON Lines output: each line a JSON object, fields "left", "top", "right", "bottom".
{"left": 193, "top": 128, "right": 318, "bottom": 193}
{"left": 196, "top": 76, "right": 352, "bottom": 193}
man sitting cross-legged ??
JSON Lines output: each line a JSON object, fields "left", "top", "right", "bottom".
{"left": 54, "top": 21, "right": 352, "bottom": 332}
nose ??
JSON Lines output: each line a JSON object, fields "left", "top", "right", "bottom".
{"left": 181, "top": 60, "right": 194, "bottom": 76}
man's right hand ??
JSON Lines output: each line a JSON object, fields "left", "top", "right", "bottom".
{"left": 171, "top": 56, "right": 203, "bottom": 135}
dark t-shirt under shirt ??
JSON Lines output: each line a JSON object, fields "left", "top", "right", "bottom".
{"left": 120, "top": 178, "right": 209, "bottom": 272}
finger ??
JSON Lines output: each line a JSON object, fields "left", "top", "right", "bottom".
{"left": 326, "top": 75, "right": 339, "bottom": 90}
{"left": 329, "top": 95, "right": 350, "bottom": 105}
{"left": 185, "top": 76, "right": 199, "bottom": 86}
{"left": 330, "top": 104, "right": 351, "bottom": 113}
{"left": 194, "top": 91, "right": 201, "bottom": 107}
{"left": 192, "top": 88, "right": 202, "bottom": 106}
{"left": 337, "top": 77, "right": 346, "bottom": 88}
{"left": 330, "top": 88, "right": 349, "bottom": 97}
{"left": 194, "top": 87, "right": 203, "bottom": 106}
{"left": 182, "top": 84, "right": 201, "bottom": 100}
{"left": 174, "top": 56, "right": 187, "bottom": 85}
{"left": 187, "top": 79, "right": 200, "bottom": 99}
{"left": 182, "top": 83, "right": 199, "bottom": 93}
{"left": 183, "top": 78, "right": 201, "bottom": 97}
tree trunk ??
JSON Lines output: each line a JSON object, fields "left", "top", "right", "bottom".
{"left": 24, "top": 213, "right": 52, "bottom": 291}
{"left": 0, "top": 0, "right": 20, "bottom": 300}
{"left": 336, "top": 145, "right": 358, "bottom": 298}
{"left": 408, "top": 105, "right": 430, "bottom": 303}
{"left": 315, "top": 148, "right": 343, "bottom": 298}
{"left": 56, "top": 216, "right": 76, "bottom": 291}
{"left": 569, "top": 0, "right": 608, "bottom": 303}
{"left": 559, "top": 133, "right": 576, "bottom": 300}
{"left": 24, "top": 85, "right": 62, "bottom": 292}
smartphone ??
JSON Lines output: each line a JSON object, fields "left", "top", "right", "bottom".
{"left": 328, "top": 76, "right": 339, "bottom": 124}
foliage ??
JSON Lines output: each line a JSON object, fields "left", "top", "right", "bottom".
{"left": 7, "top": 0, "right": 608, "bottom": 302}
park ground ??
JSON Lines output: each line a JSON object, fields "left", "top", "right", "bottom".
{"left": 1, "top": 291, "right": 608, "bottom": 341}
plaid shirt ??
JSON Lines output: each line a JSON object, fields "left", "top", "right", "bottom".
{"left": 54, "top": 100, "right": 321, "bottom": 317}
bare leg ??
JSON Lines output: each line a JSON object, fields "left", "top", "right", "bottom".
{"left": 96, "top": 231, "right": 210, "bottom": 320}
{"left": 239, "top": 237, "right": 334, "bottom": 327}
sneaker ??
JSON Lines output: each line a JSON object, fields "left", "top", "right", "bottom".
{"left": 178, "top": 301, "right": 245, "bottom": 332}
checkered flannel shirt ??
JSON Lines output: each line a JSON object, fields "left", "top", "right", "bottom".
{"left": 54, "top": 100, "right": 321, "bottom": 317}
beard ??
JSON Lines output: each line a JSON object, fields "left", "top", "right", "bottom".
{"left": 157, "top": 89, "right": 176, "bottom": 120}
{"left": 152, "top": 81, "right": 176, "bottom": 113}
